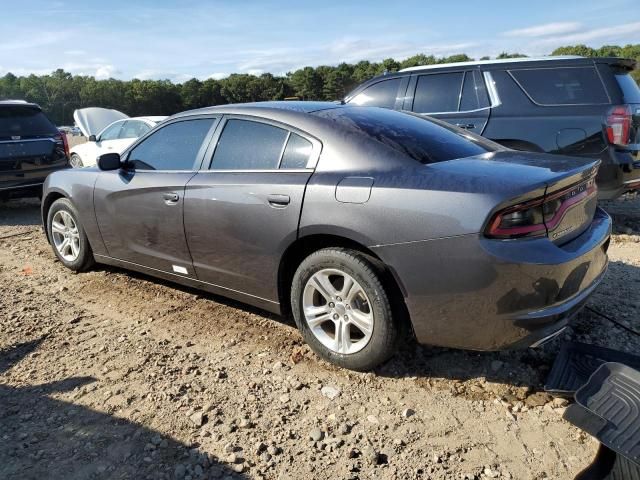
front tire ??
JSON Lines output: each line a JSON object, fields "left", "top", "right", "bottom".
{"left": 47, "top": 198, "right": 94, "bottom": 271}
{"left": 69, "top": 153, "right": 84, "bottom": 168}
{"left": 291, "top": 248, "right": 398, "bottom": 371}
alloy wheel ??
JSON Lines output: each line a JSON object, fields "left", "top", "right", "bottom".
{"left": 51, "top": 210, "right": 81, "bottom": 262}
{"left": 302, "top": 268, "right": 374, "bottom": 354}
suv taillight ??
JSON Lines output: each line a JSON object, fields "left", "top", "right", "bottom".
{"left": 605, "top": 105, "right": 632, "bottom": 146}
{"left": 56, "top": 131, "right": 70, "bottom": 158}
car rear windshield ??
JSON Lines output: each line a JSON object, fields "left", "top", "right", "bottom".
{"left": 509, "top": 66, "right": 609, "bottom": 105}
{"left": 615, "top": 73, "right": 640, "bottom": 103}
{"left": 0, "top": 106, "right": 58, "bottom": 138}
{"left": 314, "top": 107, "right": 495, "bottom": 164}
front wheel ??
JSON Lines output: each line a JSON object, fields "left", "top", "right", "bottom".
{"left": 290, "top": 248, "right": 398, "bottom": 371}
{"left": 69, "top": 153, "right": 84, "bottom": 168}
{"left": 47, "top": 198, "right": 94, "bottom": 271}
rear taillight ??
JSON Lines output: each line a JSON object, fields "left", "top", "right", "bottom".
{"left": 56, "top": 131, "right": 70, "bottom": 158}
{"left": 605, "top": 105, "right": 632, "bottom": 146}
{"left": 486, "top": 177, "right": 597, "bottom": 239}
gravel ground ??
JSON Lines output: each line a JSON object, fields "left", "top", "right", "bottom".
{"left": 1, "top": 193, "right": 638, "bottom": 480}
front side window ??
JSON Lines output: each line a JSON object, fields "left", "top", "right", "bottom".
{"left": 128, "top": 119, "right": 214, "bottom": 170}
{"left": 510, "top": 66, "right": 609, "bottom": 105}
{"left": 99, "top": 122, "right": 124, "bottom": 141}
{"left": 211, "top": 119, "right": 288, "bottom": 170}
{"left": 119, "top": 120, "right": 151, "bottom": 139}
{"left": 412, "top": 72, "right": 464, "bottom": 113}
{"left": 349, "top": 78, "right": 402, "bottom": 109}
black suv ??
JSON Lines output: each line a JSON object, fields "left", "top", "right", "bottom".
{"left": 344, "top": 56, "right": 640, "bottom": 199}
{"left": 0, "top": 101, "right": 69, "bottom": 199}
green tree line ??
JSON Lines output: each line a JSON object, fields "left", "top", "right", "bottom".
{"left": 1, "top": 44, "right": 638, "bottom": 126}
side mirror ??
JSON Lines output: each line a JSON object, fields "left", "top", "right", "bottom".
{"left": 97, "top": 153, "right": 122, "bottom": 171}
{"left": 88, "top": 135, "right": 97, "bottom": 142}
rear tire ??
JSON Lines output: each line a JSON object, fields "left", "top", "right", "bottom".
{"left": 291, "top": 248, "right": 398, "bottom": 370}
{"left": 69, "top": 153, "right": 84, "bottom": 168}
{"left": 47, "top": 198, "right": 94, "bottom": 271}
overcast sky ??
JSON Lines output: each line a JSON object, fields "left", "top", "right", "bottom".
{"left": 2, "top": 0, "right": 639, "bottom": 82}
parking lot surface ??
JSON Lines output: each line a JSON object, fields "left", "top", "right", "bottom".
{"left": 1, "top": 195, "right": 639, "bottom": 479}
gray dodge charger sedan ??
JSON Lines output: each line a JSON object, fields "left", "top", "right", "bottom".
{"left": 42, "top": 102, "right": 611, "bottom": 370}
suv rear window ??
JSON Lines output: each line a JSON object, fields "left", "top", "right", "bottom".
{"left": 314, "top": 107, "right": 495, "bottom": 164}
{"left": 510, "top": 66, "right": 609, "bottom": 105}
{"left": 412, "top": 72, "right": 463, "bottom": 113}
{"left": 0, "top": 106, "right": 58, "bottom": 138}
{"left": 615, "top": 73, "right": 640, "bottom": 103}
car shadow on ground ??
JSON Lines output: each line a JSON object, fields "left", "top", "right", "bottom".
{"left": 0, "top": 337, "right": 248, "bottom": 480}
{"left": 0, "top": 198, "right": 41, "bottom": 227}
{"left": 376, "top": 257, "right": 640, "bottom": 400}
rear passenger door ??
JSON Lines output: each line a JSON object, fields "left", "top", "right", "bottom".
{"left": 183, "top": 116, "right": 321, "bottom": 304}
{"left": 405, "top": 70, "right": 490, "bottom": 135}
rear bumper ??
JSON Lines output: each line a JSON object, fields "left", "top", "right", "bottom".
{"left": 372, "top": 207, "right": 611, "bottom": 351}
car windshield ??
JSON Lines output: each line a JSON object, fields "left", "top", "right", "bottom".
{"left": 313, "top": 107, "right": 498, "bottom": 164}
{"left": 0, "top": 106, "right": 57, "bottom": 138}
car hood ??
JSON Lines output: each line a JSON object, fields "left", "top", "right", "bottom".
{"left": 74, "top": 108, "right": 128, "bottom": 137}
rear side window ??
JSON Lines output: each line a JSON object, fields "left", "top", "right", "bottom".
{"left": 615, "top": 74, "right": 640, "bottom": 103}
{"left": 128, "top": 119, "right": 213, "bottom": 170}
{"left": 412, "top": 72, "right": 464, "bottom": 113}
{"left": 281, "top": 133, "right": 313, "bottom": 169}
{"left": 314, "top": 107, "right": 494, "bottom": 164}
{"left": 510, "top": 66, "right": 609, "bottom": 105}
{"left": 349, "top": 78, "right": 401, "bottom": 109}
{"left": 0, "top": 106, "right": 57, "bottom": 138}
{"left": 460, "top": 71, "right": 490, "bottom": 111}
{"left": 211, "top": 119, "right": 288, "bottom": 170}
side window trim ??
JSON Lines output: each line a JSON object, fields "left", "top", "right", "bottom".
{"left": 202, "top": 114, "right": 322, "bottom": 172}
{"left": 121, "top": 115, "right": 220, "bottom": 172}
{"left": 506, "top": 65, "right": 611, "bottom": 106}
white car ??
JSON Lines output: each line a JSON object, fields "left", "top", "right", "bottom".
{"left": 70, "top": 108, "right": 167, "bottom": 167}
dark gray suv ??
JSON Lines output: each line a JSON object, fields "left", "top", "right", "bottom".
{"left": 345, "top": 56, "right": 640, "bottom": 200}
{"left": 0, "top": 101, "right": 69, "bottom": 199}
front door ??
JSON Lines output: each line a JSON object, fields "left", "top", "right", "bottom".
{"left": 184, "top": 116, "right": 320, "bottom": 303}
{"left": 94, "top": 117, "right": 217, "bottom": 275}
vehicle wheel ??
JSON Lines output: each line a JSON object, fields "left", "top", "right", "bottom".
{"left": 69, "top": 153, "right": 84, "bottom": 168}
{"left": 47, "top": 198, "right": 94, "bottom": 271}
{"left": 291, "top": 248, "right": 398, "bottom": 371}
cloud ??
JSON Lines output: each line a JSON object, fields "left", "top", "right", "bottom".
{"left": 208, "top": 72, "right": 229, "bottom": 80}
{"left": 94, "top": 65, "right": 117, "bottom": 80}
{"left": 133, "top": 69, "right": 193, "bottom": 83}
{"left": 64, "top": 49, "right": 86, "bottom": 56}
{"left": 533, "top": 21, "right": 640, "bottom": 46}
{"left": 503, "top": 22, "right": 581, "bottom": 38}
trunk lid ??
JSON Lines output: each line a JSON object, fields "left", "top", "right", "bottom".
{"left": 73, "top": 107, "right": 128, "bottom": 137}
{"left": 451, "top": 151, "right": 600, "bottom": 243}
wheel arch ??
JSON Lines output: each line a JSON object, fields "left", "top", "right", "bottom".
{"left": 277, "top": 233, "right": 413, "bottom": 337}
{"left": 41, "top": 190, "right": 68, "bottom": 243}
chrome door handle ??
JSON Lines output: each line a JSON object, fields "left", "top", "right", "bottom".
{"left": 163, "top": 192, "right": 179, "bottom": 204}
{"left": 455, "top": 123, "right": 475, "bottom": 130}
{"left": 267, "top": 194, "right": 290, "bottom": 207}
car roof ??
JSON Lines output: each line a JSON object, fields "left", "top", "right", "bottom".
{"left": 177, "top": 101, "right": 340, "bottom": 117}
